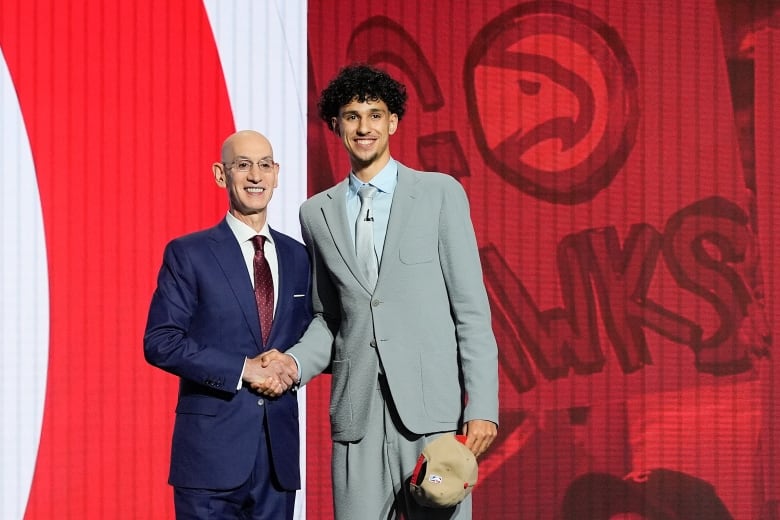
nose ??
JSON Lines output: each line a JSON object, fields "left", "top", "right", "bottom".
{"left": 247, "top": 164, "right": 264, "bottom": 182}
{"left": 356, "top": 116, "right": 370, "bottom": 134}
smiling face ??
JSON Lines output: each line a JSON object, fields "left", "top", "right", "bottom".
{"left": 332, "top": 97, "right": 398, "bottom": 181}
{"left": 212, "top": 130, "right": 279, "bottom": 231}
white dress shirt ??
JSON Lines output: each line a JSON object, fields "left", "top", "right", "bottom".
{"left": 225, "top": 212, "right": 279, "bottom": 389}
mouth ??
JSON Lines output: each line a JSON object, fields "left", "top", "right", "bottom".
{"left": 245, "top": 187, "right": 266, "bottom": 194}
{"left": 355, "top": 138, "right": 376, "bottom": 147}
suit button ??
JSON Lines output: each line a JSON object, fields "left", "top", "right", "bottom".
{"left": 372, "top": 299, "right": 380, "bottom": 307}
{"left": 369, "top": 340, "right": 377, "bottom": 348}
{"left": 257, "top": 399, "right": 264, "bottom": 406}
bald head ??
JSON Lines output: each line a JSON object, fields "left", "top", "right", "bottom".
{"left": 221, "top": 130, "right": 274, "bottom": 163}
{"left": 212, "top": 129, "right": 279, "bottom": 232}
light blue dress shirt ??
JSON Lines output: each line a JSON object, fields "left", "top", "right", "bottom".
{"left": 347, "top": 159, "right": 398, "bottom": 262}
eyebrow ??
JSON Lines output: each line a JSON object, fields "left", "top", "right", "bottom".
{"left": 233, "top": 155, "right": 274, "bottom": 161}
{"left": 341, "top": 109, "right": 385, "bottom": 117}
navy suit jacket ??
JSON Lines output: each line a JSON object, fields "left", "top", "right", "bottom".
{"left": 144, "top": 218, "right": 312, "bottom": 491}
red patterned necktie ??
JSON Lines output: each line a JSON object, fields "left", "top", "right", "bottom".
{"left": 251, "top": 235, "right": 274, "bottom": 346}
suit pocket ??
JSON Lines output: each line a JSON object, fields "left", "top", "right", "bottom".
{"left": 176, "top": 394, "right": 222, "bottom": 416}
{"left": 419, "top": 348, "right": 461, "bottom": 422}
{"left": 329, "top": 360, "right": 353, "bottom": 432}
{"left": 399, "top": 234, "right": 436, "bottom": 264}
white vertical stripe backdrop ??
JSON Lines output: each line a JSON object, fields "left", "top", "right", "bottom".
{"left": 0, "top": 47, "right": 49, "bottom": 520}
{"left": 203, "top": 2, "right": 308, "bottom": 518}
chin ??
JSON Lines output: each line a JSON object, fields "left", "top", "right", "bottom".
{"left": 352, "top": 154, "right": 378, "bottom": 169}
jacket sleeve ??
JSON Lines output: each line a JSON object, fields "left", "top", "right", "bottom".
{"left": 143, "top": 239, "right": 245, "bottom": 393}
{"left": 286, "top": 206, "right": 340, "bottom": 384}
{"left": 438, "top": 175, "right": 500, "bottom": 425}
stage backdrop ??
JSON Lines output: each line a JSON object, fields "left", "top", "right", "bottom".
{"left": 0, "top": 1, "right": 307, "bottom": 519}
{"left": 1, "top": 1, "right": 779, "bottom": 519}
{"left": 306, "top": 1, "right": 779, "bottom": 519}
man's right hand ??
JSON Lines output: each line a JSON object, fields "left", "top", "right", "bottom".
{"left": 243, "top": 352, "right": 297, "bottom": 397}
{"left": 259, "top": 349, "right": 299, "bottom": 383}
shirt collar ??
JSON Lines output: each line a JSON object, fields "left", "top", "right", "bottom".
{"left": 349, "top": 158, "right": 398, "bottom": 196}
{"left": 225, "top": 211, "right": 273, "bottom": 245}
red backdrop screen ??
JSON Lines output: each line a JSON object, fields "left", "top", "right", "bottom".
{"left": 307, "top": 1, "right": 779, "bottom": 518}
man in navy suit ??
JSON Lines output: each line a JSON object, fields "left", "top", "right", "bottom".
{"left": 144, "top": 130, "right": 312, "bottom": 519}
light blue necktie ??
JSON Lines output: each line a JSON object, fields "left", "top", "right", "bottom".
{"left": 356, "top": 185, "right": 378, "bottom": 288}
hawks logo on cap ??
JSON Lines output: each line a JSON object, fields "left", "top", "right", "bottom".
{"left": 409, "top": 434, "right": 478, "bottom": 508}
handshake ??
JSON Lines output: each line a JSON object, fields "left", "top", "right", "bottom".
{"left": 242, "top": 349, "right": 300, "bottom": 397}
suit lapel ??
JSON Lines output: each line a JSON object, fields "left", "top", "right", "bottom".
{"left": 208, "top": 220, "right": 263, "bottom": 349}
{"left": 378, "top": 165, "right": 419, "bottom": 284}
{"left": 267, "top": 228, "right": 290, "bottom": 346}
{"left": 321, "top": 179, "right": 376, "bottom": 292}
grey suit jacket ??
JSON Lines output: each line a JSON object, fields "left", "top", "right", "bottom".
{"left": 288, "top": 163, "right": 498, "bottom": 442}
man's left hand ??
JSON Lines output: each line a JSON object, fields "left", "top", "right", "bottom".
{"left": 462, "top": 419, "right": 497, "bottom": 458}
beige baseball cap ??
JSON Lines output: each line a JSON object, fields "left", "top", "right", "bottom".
{"left": 409, "top": 434, "right": 478, "bottom": 508}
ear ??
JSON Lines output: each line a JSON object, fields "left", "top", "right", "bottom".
{"left": 330, "top": 117, "right": 340, "bottom": 134}
{"left": 212, "top": 162, "right": 227, "bottom": 187}
{"left": 389, "top": 113, "right": 399, "bottom": 135}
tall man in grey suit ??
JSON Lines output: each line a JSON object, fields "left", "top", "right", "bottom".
{"left": 266, "top": 64, "right": 499, "bottom": 519}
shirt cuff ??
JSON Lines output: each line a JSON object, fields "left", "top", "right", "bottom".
{"left": 286, "top": 352, "right": 302, "bottom": 390}
{"left": 237, "top": 357, "right": 247, "bottom": 390}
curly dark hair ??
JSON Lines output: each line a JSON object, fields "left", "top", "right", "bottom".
{"left": 317, "top": 63, "right": 408, "bottom": 127}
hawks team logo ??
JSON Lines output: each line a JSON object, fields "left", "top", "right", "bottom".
{"left": 465, "top": 1, "right": 640, "bottom": 205}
